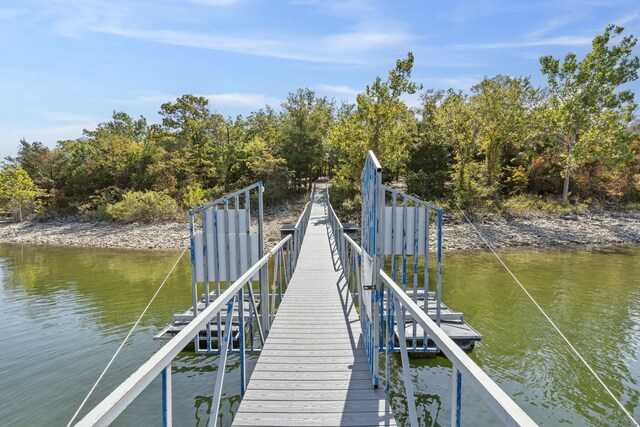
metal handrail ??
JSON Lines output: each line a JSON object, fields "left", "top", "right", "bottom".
{"left": 76, "top": 235, "right": 292, "bottom": 427}
{"left": 291, "top": 185, "right": 314, "bottom": 267}
{"left": 337, "top": 232, "right": 536, "bottom": 426}
{"left": 380, "top": 270, "right": 536, "bottom": 426}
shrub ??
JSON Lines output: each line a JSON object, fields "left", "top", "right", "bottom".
{"left": 106, "top": 190, "right": 180, "bottom": 223}
{"left": 78, "top": 186, "right": 123, "bottom": 220}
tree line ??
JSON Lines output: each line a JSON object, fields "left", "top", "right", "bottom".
{"left": 1, "top": 25, "right": 639, "bottom": 222}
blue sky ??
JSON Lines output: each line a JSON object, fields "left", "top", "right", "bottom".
{"left": 1, "top": 0, "right": 639, "bottom": 160}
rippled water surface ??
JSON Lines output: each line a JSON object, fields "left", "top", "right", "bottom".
{"left": 1, "top": 243, "right": 639, "bottom": 426}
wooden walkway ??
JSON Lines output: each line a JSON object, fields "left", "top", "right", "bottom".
{"left": 232, "top": 187, "right": 396, "bottom": 426}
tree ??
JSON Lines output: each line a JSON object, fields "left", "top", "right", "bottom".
{"left": 470, "top": 75, "right": 539, "bottom": 192}
{"left": 0, "top": 166, "right": 40, "bottom": 221}
{"left": 540, "top": 25, "right": 639, "bottom": 202}
{"left": 280, "top": 89, "right": 333, "bottom": 188}
{"left": 85, "top": 111, "right": 148, "bottom": 143}
{"left": 407, "top": 90, "right": 452, "bottom": 199}
{"left": 328, "top": 53, "right": 420, "bottom": 208}
{"left": 5, "top": 139, "right": 61, "bottom": 191}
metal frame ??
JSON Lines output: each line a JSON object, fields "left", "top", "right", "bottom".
{"left": 189, "top": 182, "right": 266, "bottom": 353}
{"left": 326, "top": 227, "right": 536, "bottom": 426}
{"left": 77, "top": 185, "right": 316, "bottom": 427}
{"left": 75, "top": 236, "right": 292, "bottom": 427}
{"left": 327, "top": 151, "right": 535, "bottom": 426}
{"left": 360, "top": 150, "right": 383, "bottom": 387}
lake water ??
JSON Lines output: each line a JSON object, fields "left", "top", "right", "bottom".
{"left": 0, "top": 243, "right": 638, "bottom": 426}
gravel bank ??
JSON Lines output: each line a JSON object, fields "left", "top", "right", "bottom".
{"left": 1, "top": 210, "right": 639, "bottom": 251}
{"left": 0, "top": 200, "right": 307, "bottom": 251}
{"left": 441, "top": 211, "right": 640, "bottom": 251}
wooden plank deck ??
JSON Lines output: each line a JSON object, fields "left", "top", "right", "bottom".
{"left": 232, "top": 187, "right": 397, "bottom": 427}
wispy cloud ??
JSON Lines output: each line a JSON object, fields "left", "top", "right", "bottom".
{"left": 525, "top": 13, "right": 587, "bottom": 39}
{"left": 205, "top": 93, "right": 281, "bottom": 108}
{"left": 92, "top": 25, "right": 411, "bottom": 64}
{"left": 453, "top": 35, "right": 592, "bottom": 50}
{"left": 42, "top": 111, "right": 100, "bottom": 122}
{"left": 313, "top": 84, "right": 360, "bottom": 96}
{"left": 426, "top": 76, "right": 482, "bottom": 91}
{"left": 0, "top": 8, "right": 28, "bottom": 20}
{"left": 128, "top": 92, "right": 281, "bottom": 109}
{"left": 2, "top": 119, "right": 102, "bottom": 150}
{"left": 184, "top": 0, "right": 242, "bottom": 5}
{"left": 614, "top": 10, "right": 640, "bottom": 26}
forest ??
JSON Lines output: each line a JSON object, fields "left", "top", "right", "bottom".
{"left": 1, "top": 25, "right": 639, "bottom": 222}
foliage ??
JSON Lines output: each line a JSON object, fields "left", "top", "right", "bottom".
{"left": 328, "top": 53, "right": 420, "bottom": 206}
{"left": 4, "top": 30, "right": 640, "bottom": 222}
{"left": 540, "top": 24, "right": 639, "bottom": 201}
{"left": 0, "top": 165, "right": 41, "bottom": 221}
{"left": 106, "top": 191, "right": 180, "bottom": 223}
{"left": 280, "top": 89, "right": 333, "bottom": 188}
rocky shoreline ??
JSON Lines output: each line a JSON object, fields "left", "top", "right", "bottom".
{"left": 441, "top": 211, "right": 640, "bottom": 251}
{"left": 1, "top": 211, "right": 640, "bottom": 252}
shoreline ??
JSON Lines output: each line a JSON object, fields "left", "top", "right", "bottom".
{"left": 1, "top": 211, "right": 640, "bottom": 252}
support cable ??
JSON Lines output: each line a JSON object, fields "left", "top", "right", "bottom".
{"left": 457, "top": 206, "right": 639, "bottom": 427}
{"left": 67, "top": 245, "right": 190, "bottom": 427}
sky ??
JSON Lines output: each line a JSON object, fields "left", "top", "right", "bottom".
{"left": 1, "top": 0, "right": 639, "bottom": 160}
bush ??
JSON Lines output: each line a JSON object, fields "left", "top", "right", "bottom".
{"left": 106, "top": 190, "right": 180, "bottom": 223}
{"left": 78, "top": 186, "right": 123, "bottom": 220}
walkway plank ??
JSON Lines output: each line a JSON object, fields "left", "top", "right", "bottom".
{"left": 232, "top": 186, "right": 396, "bottom": 426}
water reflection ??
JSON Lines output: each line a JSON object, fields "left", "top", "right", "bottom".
{"left": 1, "top": 243, "right": 639, "bottom": 426}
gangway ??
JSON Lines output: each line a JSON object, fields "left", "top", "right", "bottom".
{"left": 75, "top": 153, "right": 536, "bottom": 427}
{"left": 232, "top": 184, "right": 395, "bottom": 426}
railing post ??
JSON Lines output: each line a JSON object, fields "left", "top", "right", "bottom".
{"left": 258, "top": 182, "right": 269, "bottom": 336}
{"left": 393, "top": 295, "right": 419, "bottom": 427}
{"left": 436, "top": 208, "right": 443, "bottom": 327}
{"left": 239, "top": 285, "right": 246, "bottom": 396}
{"left": 208, "top": 300, "right": 234, "bottom": 427}
{"left": 162, "top": 364, "right": 172, "bottom": 427}
{"left": 452, "top": 367, "right": 462, "bottom": 427}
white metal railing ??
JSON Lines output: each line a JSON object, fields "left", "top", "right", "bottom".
{"left": 77, "top": 183, "right": 317, "bottom": 427}
{"left": 292, "top": 184, "right": 314, "bottom": 268}
{"left": 380, "top": 269, "right": 536, "bottom": 427}
{"left": 75, "top": 236, "right": 293, "bottom": 427}
{"left": 327, "top": 220, "right": 537, "bottom": 426}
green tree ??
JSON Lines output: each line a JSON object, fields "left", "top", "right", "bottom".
{"left": 434, "top": 90, "right": 481, "bottom": 204}
{"left": 5, "top": 139, "right": 61, "bottom": 192}
{"left": 407, "top": 90, "right": 451, "bottom": 199}
{"left": 0, "top": 166, "right": 40, "bottom": 221}
{"left": 540, "top": 25, "right": 639, "bottom": 202}
{"left": 158, "top": 95, "right": 227, "bottom": 189}
{"left": 470, "top": 75, "right": 539, "bottom": 192}
{"left": 280, "top": 88, "right": 333, "bottom": 189}
{"left": 328, "top": 53, "right": 420, "bottom": 208}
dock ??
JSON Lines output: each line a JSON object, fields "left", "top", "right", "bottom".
{"left": 76, "top": 154, "right": 536, "bottom": 427}
{"left": 232, "top": 189, "right": 397, "bottom": 426}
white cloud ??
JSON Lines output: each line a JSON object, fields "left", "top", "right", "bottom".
{"left": 0, "top": 8, "right": 28, "bottom": 20}
{"left": 92, "top": 25, "right": 410, "bottom": 64}
{"left": 123, "top": 92, "right": 281, "bottom": 109}
{"left": 1, "top": 121, "right": 100, "bottom": 157}
{"left": 184, "top": 0, "right": 242, "bottom": 5}
{"left": 205, "top": 93, "right": 281, "bottom": 108}
{"left": 525, "top": 13, "right": 587, "bottom": 39}
{"left": 400, "top": 93, "right": 421, "bottom": 109}
{"left": 42, "top": 112, "right": 100, "bottom": 122}
{"left": 313, "top": 84, "right": 360, "bottom": 96}
{"left": 614, "top": 10, "right": 640, "bottom": 26}
{"left": 453, "top": 35, "right": 592, "bottom": 50}
{"left": 427, "top": 76, "right": 482, "bottom": 91}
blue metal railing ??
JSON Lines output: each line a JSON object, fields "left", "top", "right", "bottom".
{"left": 327, "top": 151, "right": 536, "bottom": 426}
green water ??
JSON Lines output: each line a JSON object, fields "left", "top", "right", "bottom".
{"left": 0, "top": 244, "right": 639, "bottom": 426}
